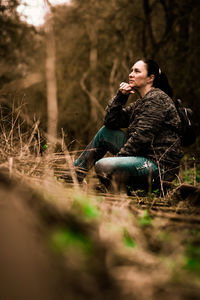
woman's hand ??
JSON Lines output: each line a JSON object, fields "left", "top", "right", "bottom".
{"left": 119, "top": 82, "right": 135, "bottom": 95}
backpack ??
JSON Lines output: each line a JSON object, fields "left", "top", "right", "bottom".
{"left": 174, "top": 99, "right": 196, "bottom": 147}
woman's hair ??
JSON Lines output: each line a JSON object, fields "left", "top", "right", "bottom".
{"left": 142, "top": 59, "right": 173, "bottom": 97}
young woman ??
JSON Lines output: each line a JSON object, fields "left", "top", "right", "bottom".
{"left": 70, "top": 59, "right": 183, "bottom": 192}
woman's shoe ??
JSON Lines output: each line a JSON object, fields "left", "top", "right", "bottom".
{"left": 54, "top": 167, "right": 86, "bottom": 183}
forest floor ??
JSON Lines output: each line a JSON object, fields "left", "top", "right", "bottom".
{"left": 83, "top": 173, "right": 200, "bottom": 300}
{"left": 0, "top": 152, "right": 200, "bottom": 300}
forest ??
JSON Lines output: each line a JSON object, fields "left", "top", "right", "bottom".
{"left": 1, "top": 0, "right": 200, "bottom": 299}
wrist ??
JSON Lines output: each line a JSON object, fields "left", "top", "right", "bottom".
{"left": 116, "top": 90, "right": 129, "bottom": 101}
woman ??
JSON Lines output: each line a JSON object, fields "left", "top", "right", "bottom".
{"left": 70, "top": 59, "right": 183, "bottom": 192}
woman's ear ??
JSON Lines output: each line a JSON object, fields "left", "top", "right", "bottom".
{"left": 148, "top": 74, "right": 155, "bottom": 85}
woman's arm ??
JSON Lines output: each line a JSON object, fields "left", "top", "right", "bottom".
{"left": 104, "top": 91, "right": 134, "bottom": 129}
{"left": 117, "top": 95, "right": 166, "bottom": 156}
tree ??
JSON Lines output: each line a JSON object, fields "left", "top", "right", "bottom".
{"left": 44, "top": 0, "right": 58, "bottom": 150}
{"left": 10, "top": 0, "right": 199, "bottom": 148}
{"left": 0, "top": 0, "right": 37, "bottom": 89}
{"left": 52, "top": 0, "right": 144, "bottom": 144}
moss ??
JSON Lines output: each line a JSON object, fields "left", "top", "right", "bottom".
{"left": 50, "top": 227, "right": 93, "bottom": 255}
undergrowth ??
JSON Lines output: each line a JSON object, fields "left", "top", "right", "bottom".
{"left": 0, "top": 104, "right": 200, "bottom": 299}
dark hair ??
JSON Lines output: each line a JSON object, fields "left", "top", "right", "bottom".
{"left": 142, "top": 59, "right": 173, "bottom": 98}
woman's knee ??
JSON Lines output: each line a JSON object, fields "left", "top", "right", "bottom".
{"left": 96, "top": 125, "right": 110, "bottom": 137}
{"left": 95, "top": 158, "right": 113, "bottom": 177}
{"left": 93, "top": 126, "right": 111, "bottom": 146}
{"left": 95, "top": 157, "right": 130, "bottom": 179}
{"left": 96, "top": 126, "right": 126, "bottom": 140}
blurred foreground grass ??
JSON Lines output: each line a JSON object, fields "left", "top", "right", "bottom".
{"left": 0, "top": 110, "right": 200, "bottom": 299}
{"left": 0, "top": 158, "right": 200, "bottom": 300}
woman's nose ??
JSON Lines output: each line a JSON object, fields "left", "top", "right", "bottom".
{"left": 129, "top": 72, "right": 134, "bottom": 78}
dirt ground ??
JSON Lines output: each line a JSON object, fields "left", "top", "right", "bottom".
{"left": 0, "top": 168, "right": 200, "bottom": 300}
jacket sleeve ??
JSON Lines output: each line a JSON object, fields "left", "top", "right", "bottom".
{"left": 117, "top": 95, "right": 166, "bottom": 156}
{"left": 104, "top": 91, "right": 134, "bottom": 129}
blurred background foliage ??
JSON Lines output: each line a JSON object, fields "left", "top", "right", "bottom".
{"left": 0, "top": 0, "right": 200, "bottom": 150}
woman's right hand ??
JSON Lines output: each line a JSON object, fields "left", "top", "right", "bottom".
{"left": 119, "top": 82, "right": 134, "bottom": 95}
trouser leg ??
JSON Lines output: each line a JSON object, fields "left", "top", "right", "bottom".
{"left": 73, "top": 126, "right": 127, "bottom": 181}
{"left": 95, "top": 156, "right": 160, "bottom": 192}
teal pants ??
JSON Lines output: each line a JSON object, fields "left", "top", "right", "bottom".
{"left": 74, "top": 126, "right": 160, "bottom": 190}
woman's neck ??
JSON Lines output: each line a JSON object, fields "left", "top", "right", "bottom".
{"left": 137, "top": 85, "right": 154, "bottom": 98}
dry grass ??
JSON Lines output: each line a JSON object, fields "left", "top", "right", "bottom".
{"left": 0, "top": 104, "right": 200, "bottom": 300}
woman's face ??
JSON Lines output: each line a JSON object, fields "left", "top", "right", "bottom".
{"left": 129, "top": 60, "right": 151, "bottom": 90}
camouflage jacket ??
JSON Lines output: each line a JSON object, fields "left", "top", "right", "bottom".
{"left": 104, "top": 88, "right": 184, "bottom": 180}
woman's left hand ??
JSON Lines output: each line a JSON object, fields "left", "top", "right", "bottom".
{"left": 119, "top": 82, "right": 135, "bottom": 95}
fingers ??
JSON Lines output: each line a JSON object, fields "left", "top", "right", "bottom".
{"left": 119, "top": 82, "right": 134, "bottom": 95}
{"left": 119, "top": 82, "right": 130, "bottom": 90}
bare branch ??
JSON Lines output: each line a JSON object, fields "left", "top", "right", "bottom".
{"left": 80, "top": 71, "right": 104, "bottom": 116}
{"left": 109, "top": 58, "right": 119, "bottom": 97}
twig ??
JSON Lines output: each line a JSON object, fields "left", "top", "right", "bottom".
{"left": 80, "top": 71, "right": 104, "bottom": 116}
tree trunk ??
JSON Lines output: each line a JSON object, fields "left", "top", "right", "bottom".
{"left": 87, "top": 26, "right": 100, "bottom": 124}
{"left": 45, "top": 19, "right": 58, "bottom": 150}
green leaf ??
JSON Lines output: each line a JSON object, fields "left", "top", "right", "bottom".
{"left": 184, "top": 242, "right": 200, "bottom": 276}
{"left": 138, "top": 210, "right": 153, "bottom": 227}
{"left": 73, "top": 194, "right": 100, "bottom": 219}
{"left": 42, "top": 143, "right": 47, "bottom": 150}
{"left": 123, "top": 229, "right": 136, "bottom": 248}
{"left": 83, "top": 203, "right": 100, "bottom": 218}
{"left": 50, "top": 228, "right": 93, "bottom": 254}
